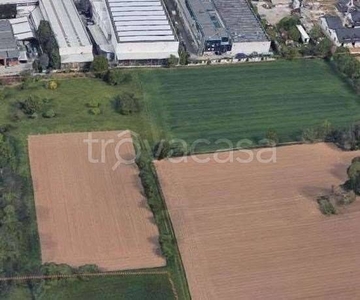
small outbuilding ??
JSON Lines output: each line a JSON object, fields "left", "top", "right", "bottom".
{"left": 296, "top": 25, "right": 310, "bottom": 44}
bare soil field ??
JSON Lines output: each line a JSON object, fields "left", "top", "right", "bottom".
{"left": 29, "top": 131, "right": 165, "bottom": 271}
{"left": 155, "top": 143, "right": 360, "bottom": 299}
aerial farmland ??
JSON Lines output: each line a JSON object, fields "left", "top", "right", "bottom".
{"left": 29, "top": 131, "right": 165, "bottom": 271}
{"left": 142, "top": 60, "right": 360, "bottom": 151}
{"left": 1, "top": 58, "right": 360, "bottom": 299}
{"left": 156, "top": 143, "right": 360, "bottom": 299}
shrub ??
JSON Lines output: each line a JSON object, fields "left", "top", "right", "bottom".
{"left": 87, "top": 100, "right": 100, "bottom": 108}
{"left": 19, "top": 96, "right": 43, "bottom": 115}
{"left": 301, "top": 128, "right": 318, "bottom": 143}
{"left": 265, "top": 129, "right": 279, "bottom": 146}
{"left": 29, "top": 112, "right": 38, "bottom": 119}
{"left": 159, "top": 234, "right": 175, "bottom": 259}
{"left": 91, "top": 56, "right": 109, "bottom": 74}
{"left": 42, "top": 109, "right": 56, "bottom": 118}
{"left": 114, "top": 93, "right": 141, "bottom": 115}
{"left": 11, "top": 110, "right": 26, "bottom": 122}
{"left": 77, "top": 264, "right": 100, "bottom": 274}
{"left": 104, "top": 70, "right": 132, "bottom": 85}
{"left": 166, "top": 54, "right": 178, "bottom": 68}
{"left": 47, "top": 80, "right": 58, "bottom": 90}
{"left": 89, "top": 107, "right": 101, "bottom": 115}
{"left": 336, "top": 190, "right": 356, "bottom": 206}
{"left": 317, "top": 196, "right": 337, "bottom": 215}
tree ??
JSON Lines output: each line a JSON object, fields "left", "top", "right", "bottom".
{"left": 317, "top": 120, "right": 332, "bottom": 140}
{"left": 179, "top": 49, "right": 189, "bottom": 65}
{"left": 0, "top": 134, "right": 14, "bottom": 169}
{"left": 310, "top": 25, "right": 323, "bottom": 39}
{"left": 277, "top": 16, "right": 300, "bottom": 32}
{"left": 37, "top": 21, "right": 60, "bottom": 69}
{"left": 153, "top": 140, "right": 171, "bottom": 160}
{"left": 91, "top": 56, "right": 109, "bottom": 74}
{"left": 288, "top": 26, "right": 301, "bottom": 42}
{"left": 346, "top": 159, "right": 360, "bottom": 194}
{"left": 315, "top": 38, "right": 332, "bottom": 58}
{"left": 166, "top": 55, "right": 178, "bottom": 67}
{"left": 159, "top": 234, "right": 175, "bottom": 259}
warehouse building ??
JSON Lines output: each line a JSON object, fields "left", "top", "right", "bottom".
{"left": 0, "top": 19, "right": 19, "bottom": 66}
{"left": 36, "top": 0, "right": 94, "bottom": 68}
{"left": 178, "top": 0, "right": 271, "bottom": 56}
{"left": 91, "top": 0, "right": 179, "bottom": 63}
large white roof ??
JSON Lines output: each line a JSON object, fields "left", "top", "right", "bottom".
{"left": 40, "top": 0, "right": 92, "bottom": 49}
{"left": 0, "top": 0, "right": 37, "bottom": 5}
{"left": 106, "top": 0, "right": 176, "bottom": 43}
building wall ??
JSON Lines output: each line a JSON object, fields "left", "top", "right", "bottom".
{"left": 115, "top": 41, "right": 179, "bottom": 61}
{"left": 230, "top": 41, "right": 271, "bottom": 55}
{"left": 319, "top": 17, "right": 340, "bottom": 46}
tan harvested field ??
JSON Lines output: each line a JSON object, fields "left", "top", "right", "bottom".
{"left": 155, "top": 143, "right": 360, "bottom": 300}
{"left": 29, "top": 131, "right": 165, "bottom": 271}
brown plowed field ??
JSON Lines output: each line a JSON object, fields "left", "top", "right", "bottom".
{"left": 155, "top": 143, "right": 360, "bottom": 300}
{"left": 29, "top": 131, "right": 165, "bottom": 271}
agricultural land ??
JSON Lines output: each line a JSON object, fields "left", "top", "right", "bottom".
{"left": 28, "top": 131, "right": 165, "bottom": 271}
{"left": 155, "top": 143, "right": 360, "bottom": 299}
{"left": 0, "top": 76, "right": 187, "bottom": 299}
{"left": 0, "top": 59, "right": 360, "bottom": 299}
{"left": 142, "top": 60, "right": 360, "bottom": 152}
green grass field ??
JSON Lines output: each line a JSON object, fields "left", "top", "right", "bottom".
{"left": 37, "top": 274, "right": 175, "bottom": 300}
{"left": 141, "top": 60, "right": 360, "bottom": 152}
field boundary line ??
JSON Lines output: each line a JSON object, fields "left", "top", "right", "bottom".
{"left": 0, "top": 270, "right": 169, "bottom": 282}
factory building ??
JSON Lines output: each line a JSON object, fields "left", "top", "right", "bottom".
{"left": 35, "top": 0, "right": 94, "bottom": 68}
{"left": 177, "top": 0, "right": 271, "bottom": 56}
{"left": 183, "top": 0, "right": 231, "bottom": 54}
{"left": 91, "top": 0, "right": 179, "bottom": 63}
{"left": 0, "top": 19, "right": 19, "bottom": 66}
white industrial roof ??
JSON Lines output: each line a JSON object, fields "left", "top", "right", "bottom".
{"left": 40, "top": 0, "right": 92, "bottom": 49}
{"left": 87, "top": 24, "right": 114, "bottom": 53}
{"left": 106, "top": 0, "right": 176, "bottom": 43}
{"left": 0, "top": 0, "right": 37, "bottom": 4}
{"left": 9, "top": 17, "right": 34, "bottom": 40}
{"left": 30, "top": 6, "right": 43, "bottom": 29}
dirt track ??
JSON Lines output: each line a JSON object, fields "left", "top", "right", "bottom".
{"left": 29, "top": 131, "right": 165, "bottom": 271}
{"left": 155, "top": 143, "right": 360, "bottom": 299}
